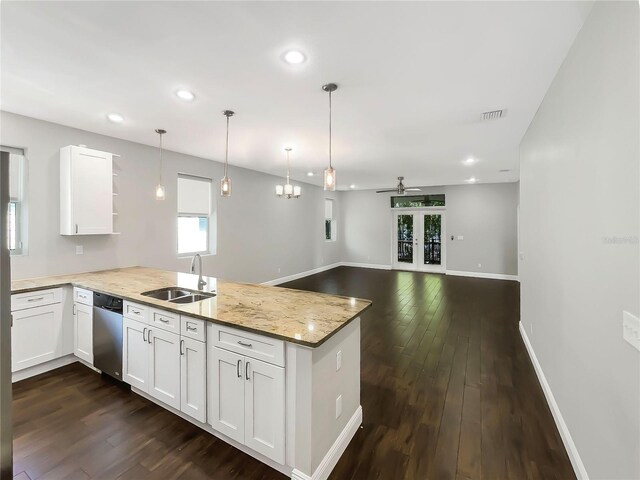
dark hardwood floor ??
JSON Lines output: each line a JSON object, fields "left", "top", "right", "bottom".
{"left": 12, "top": 267, "right": 575, "bottom": 480}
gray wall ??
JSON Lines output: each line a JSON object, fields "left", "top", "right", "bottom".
{"left": 341, "top": 183, "right": 519, "bottom": 276}
{"left": 519, "top": 2, "right": 639, "bottom": 479}
{"left": 2, "top": 111, "right": 341, "bottom": 283}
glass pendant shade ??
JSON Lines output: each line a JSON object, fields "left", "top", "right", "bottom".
{"left": 293, "top": 185, "right": 301, "bottom": 197}
{"left": 275, "top": 184, "right": 284, "bottom": 196}
{"left": 324, "top": 166, "right": 336, "bottom": 191}
{"left": 220, "top": 176, "right": 232, "bottom": 197}
{"left": 284, "top": 183, "right": 294, "bottom": 196}
{"left": 155, "top": 184, "right": 166, "bottom": 200}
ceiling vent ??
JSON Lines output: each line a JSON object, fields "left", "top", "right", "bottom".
{"left": 482, "top": 109, "right": 503, "bottom": 121}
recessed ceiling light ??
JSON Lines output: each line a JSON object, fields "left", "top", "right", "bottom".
{"left": 107, "top": 113, "right": 124, "bottom": 123}
{"left": 350, "top": 184, "right": 356, "bottom": 189}
{"left": 307, "top": 172, "right": 314, "bottom": 177}
{"left": 283, "top": 49, "right": 306, "bottom": 65}
{"left": 175, "top": 89, "right": 195, "bottom": 102}
{"left": 466, "top": 177, "right": 478, "bottom": 183}
{"left": 463, "top": 157, "right": 477, "bottom": 166}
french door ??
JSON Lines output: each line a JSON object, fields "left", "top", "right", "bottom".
{"left": 392, "top": 210, "right": 446, "bottom": 273}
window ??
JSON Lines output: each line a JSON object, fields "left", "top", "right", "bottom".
{"left": 2, "top": 146, "right": 27, "bottom": 255}
{"left": 177, "top": 174, "right": 212, "bottom": 255}
{"left": 325, "top": 199, "right": 336, "bottom": 241}
{"left": 391, "top": 194, "right": 445, "bottom": 208}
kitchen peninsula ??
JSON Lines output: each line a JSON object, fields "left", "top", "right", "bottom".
{"left": 10, "top": 267, "right": 371, "bottom": 480}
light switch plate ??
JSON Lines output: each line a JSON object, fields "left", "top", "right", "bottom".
{"left": 623, "top": 311, "right": 640, "bottom": 351}
{"left": 75, "top": 245, "right": 83, "bottom": 255}
{"left": 457, "top": 235, "right": 464, "bottom": 240}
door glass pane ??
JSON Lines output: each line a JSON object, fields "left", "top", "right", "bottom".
{"left": 424, "top": 215, "right": 442, "bottom": 265}
{"left": 397, "top": 215, "right": 414, "bottom": 263}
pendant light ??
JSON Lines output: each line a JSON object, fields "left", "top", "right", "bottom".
{"left": 276, "top": 148, "right": 301, "bottom": 199}
{"left": 322, "top": 83, "right": 338, "bottom": 191}
{"left": 220, "top": 110, "right": 235, "bottom": 197}
{"left": 155, "top": 128, "right": 166, "bottom": 200}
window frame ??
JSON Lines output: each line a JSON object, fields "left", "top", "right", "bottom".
{"left": 176, "top": 173, "right": 213, "bottom": 257}
{"left": 325, "top": 198, "right": 336, "bottom": 242}
{"left": 2, "top": 146, "right": 27, "bottom": 256}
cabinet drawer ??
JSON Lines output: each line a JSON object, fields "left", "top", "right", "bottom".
{"left": 11, "top": 288, "right": 62, "bottom": 312}
{"left": 150, "top": 308, "right": 179, "bottom": 334}
{"left": 73, "top": 287, "right": 93, "bottom": 306}
{"left": 181, "top": 316, "right": 206, "bottom": 342}
{"left": 124, "top": 301, "right": 149, "bottom": 323}
{"left": 209, "top": 324, "right": 284, "bottom": 367}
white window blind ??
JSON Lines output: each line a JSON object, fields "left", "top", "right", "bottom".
{"left": 2, "top": 146, "right": 26, "bottom": 255}
{"left": 177, "top": 174, "right": 212, "bottom": 255}
{"left": 178, "top": 174, "right": 211, "bottom": 215}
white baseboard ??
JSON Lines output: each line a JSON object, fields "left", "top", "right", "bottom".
{"left": 446, "top": 270, "right": 519, "bottom": 282}
{"left": 262, "top": 262, "right": 342, "bottom": 286}
{"left": 12, "top": 354, "right": 77, "bottom": 382}
{"left": 519, "top": 322, "right": 589, "bottom": 480}
{"left": 340, "top": 262, "right": 391, "bottom": 270}
{"left": 291, "top": 405, "right": 363, "bottom": 480}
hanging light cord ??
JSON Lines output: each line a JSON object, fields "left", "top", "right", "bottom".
{"left": 286, "top": 149, "right": 291, "bottom": 184}
{"left": 328, "top": 89, "right": 333, "bottom": 169}
{"left": 224, "top": 114, "right": 230, "bottom": 178}
{"left": 158, "top": 132, "right": 163, "bottom": 183}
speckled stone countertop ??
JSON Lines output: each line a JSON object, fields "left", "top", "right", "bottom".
{"left": 11, "top": 267, "right": 371, "bottom": 347}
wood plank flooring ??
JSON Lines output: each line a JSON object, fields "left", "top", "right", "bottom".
{"left": 12, "top": 267, "right": 575, "bottom": 480}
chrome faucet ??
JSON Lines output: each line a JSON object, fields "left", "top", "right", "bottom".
{"left": 190, "top": 254, "right": 207, "bottom": 290}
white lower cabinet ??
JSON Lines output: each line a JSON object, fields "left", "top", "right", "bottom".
{"left": 123, "top": 315, "right": 204, "bottom": 417}
{"left": 11, "top": 303, "right": 63, "bottom": 372}
{"left": 74, "top": 302, "right": 93, "bottom": 364}
{"left": 148, "top": 327, "right": 181, "bottom": 410}
{"left": 180, "top": 336, "right": 207, "bottom": 423}
{"left": 122, "top": 317, "right": 149, "bottom": 391}
{"left": 208, "top": 345, "right": 285, "bottom": 464}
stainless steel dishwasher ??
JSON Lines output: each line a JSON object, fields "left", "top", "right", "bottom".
{"left": 93, "top": 292, "right": 123, "bottom": 380}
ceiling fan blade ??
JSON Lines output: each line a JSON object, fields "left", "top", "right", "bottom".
{"left": 405, "top": 188, "right": 422, "bottom": 192}
{"left": 376, "top": 189, "right": 399, "bottom": 193}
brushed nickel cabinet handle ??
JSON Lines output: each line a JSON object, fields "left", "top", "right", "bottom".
{"left": 237, "top": 359, "right": 242, "bottom": 378}
{"left": 186, "top": 325, "right": 197, "bottom": 332}
{"left": 159, "top": 317, "right": 169, "bottom": 323}
{"left": 180, "top": 339, "right": 185, "bottom": 355}
{"left": 245, "top": 361, "right": 250, "bottom": 380}
{"left": 237, "top": 341, "right": 252, "bottom": 348}
{"left": 143, "top": 327, "right": 147, "bottom": 342}
{"left": 27, "top": 297, "right": 44, "bottom": 302}
{"left": 147, "top": 330, "right": 152, "bottom": 344}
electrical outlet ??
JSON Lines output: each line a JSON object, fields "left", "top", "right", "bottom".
{"left": 477, "top": 263, "right": 482, "bottom": 268}
{"left": 76, "top": 245, "right": 83, "bottom": 255}
{"left": 336, "top": 395, "right": 342, "bottom": 419}
{"left": 277, "top": 267, "right": 281, "bottom": 273}
{"left": 457, "top": 235, "right": 464, "bottom": 240}
{"left": 623, "top": 311, "right": 640, "bottom": 351}
{"left": 336, "top": 350, "right": 342, "bottom": 371}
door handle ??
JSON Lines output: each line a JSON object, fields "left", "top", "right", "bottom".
{"left": 245, "top": 361, "right": 250, "bottom": 380}
{"left": 142, "top": 327, "right": 147, "bottom": 342}
{"left": 237, "top": 359, "right": 242, "bottom": 378}
{"left": 180, "top": 339, "right": 184, "bottom": 355}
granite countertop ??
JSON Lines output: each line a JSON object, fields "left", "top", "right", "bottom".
{"left": 11, "top": 267, "right": 372, "bottom": 347}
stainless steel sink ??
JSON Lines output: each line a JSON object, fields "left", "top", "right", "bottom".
{"left": 141, "top": 287, "right": 216, "bottom": 304}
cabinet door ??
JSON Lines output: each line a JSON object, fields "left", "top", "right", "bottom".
{"left": 208, "top": 346, "right": 245, "bottom": 443}
{"left": 11, "top": 304, "right": 63, "bottom": 372}
{"left": 72, "top": 147, "right": 112, "bottom": 234}
{"left": 123, "top": 317, "right": 149, "bottom": 391}
{"left": 74, "top": 302, "right": 93, "bottom": 364}
{"left": 244, "top": 357, "right": 285, "bottom": 464}
{"left": 148, "top": 328, "right": 181, "bottom": 409}
{"left": 180, "top": 337, "right": 206, "bottom": 423}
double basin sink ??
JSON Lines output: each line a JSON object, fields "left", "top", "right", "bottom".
{"left": 141, "top": 287, "right": 216, "bottom": 304}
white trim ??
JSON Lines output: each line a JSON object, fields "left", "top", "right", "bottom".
{"left": 291, "top": 405, "right": 363, "bottom": 480}
{"left": 519, "top": 322, "right": 589, "bottom": 480}
{"left": 12, "top": 354, "right": 77, "bottom": 382}
{"left": 262, "top": 263, "right": 342, "bottom": 286}
{"left": 340, "top": 262, "right": 391, "bottom": 270}
{"left": 446, "top": 270, "right": 519, "bottom": 282}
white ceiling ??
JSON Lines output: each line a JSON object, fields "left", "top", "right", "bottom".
{"left": 1, "top": 1, "right": 592, "bottom": 190}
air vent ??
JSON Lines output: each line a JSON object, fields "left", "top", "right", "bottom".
{"left": 499, "top": 169, "right": 511, "bottom": 173}
{"left": 482, "top": 109, "right": 503, "bottom": 121}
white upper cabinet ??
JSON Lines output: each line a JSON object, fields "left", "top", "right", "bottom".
{"left": 60, "top": 145, "right": 113, "bottom": 235}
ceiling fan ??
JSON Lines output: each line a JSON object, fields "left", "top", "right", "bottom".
{"left": 376, "top": 177, "right": 422, "bottom": 195}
